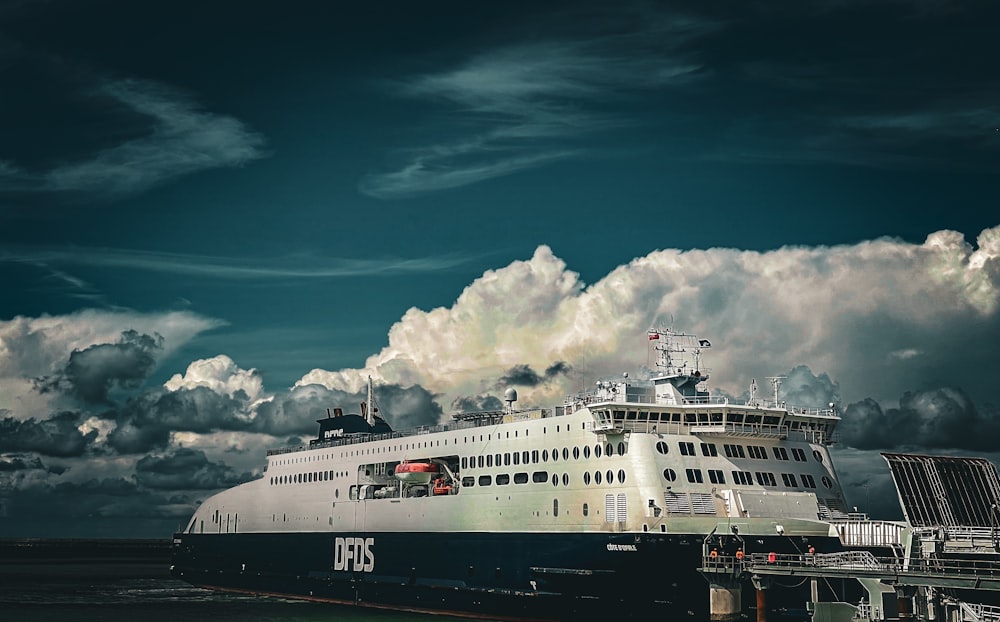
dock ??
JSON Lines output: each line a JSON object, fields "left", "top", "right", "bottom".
{"left": 698, "top": 452, "right": 1000, "bottom": 622}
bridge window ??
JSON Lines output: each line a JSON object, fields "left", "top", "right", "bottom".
{"left": 708, "top": 470, "right": 725, "bottom": 484}
{"left": 680, "top": 442, "right": 695, "bottom": 456}
{"left": 732, "top": 471, "right": 753, "bottom": 485}
{"left": 773, "top": 447, "right": 789, "bottom": 461}
{"left": 700, "top": 443, "right": 718, "bottom": 457}
{"left": 686, "top": 468, "right": 704, "bottom": 483}
{"left": 724, "top": 444, "right": 745, "bottom": 458}
{"left": 747, "top": 445, "right": 768, "bottom": 460}
{"left": 801, "top": 474, "right": 816, "bottom": 488}
{"left": 792, "top": 448, "right": 806, "bottom": 462}
{"left": 781, "top": 473, "right": 798, "bottom": 487}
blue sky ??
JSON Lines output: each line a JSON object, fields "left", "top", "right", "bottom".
{"left": 1, "top": 0, "right": 998, "bottom": 537}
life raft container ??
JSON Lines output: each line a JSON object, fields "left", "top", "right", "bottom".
{"left": 394, "top": 461, "right": 439, "bottom": 484}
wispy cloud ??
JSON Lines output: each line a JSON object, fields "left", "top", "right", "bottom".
{"left": 2, "top": 245, "right": 481, "bottom": 280}
{"left": 0, "top": 79, "right": 266, "bottom": 196}
{"left": 361, "top": 18, "right": 710, "bottom": 199}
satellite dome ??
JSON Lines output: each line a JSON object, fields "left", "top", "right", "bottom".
{"left": 504, "top": 387, "right": 518, "bottom": 402}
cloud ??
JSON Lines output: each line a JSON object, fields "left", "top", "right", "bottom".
{"left": 0, "top": 79, "right": 266, "bottom": 196}
{"left": 839, "top": 388, "right": 1000, "bottom": 451}
{"left": 1, "top": 245, "right": 480, "bottom": 280}
{"left": 35, "top": 329, "right": 163, "bottom": 404}
{"left": 134, "top": 448, "right": 252, "bottom": 490}
{"left": 362, "top": 19, "right": 708, "bottom": 199}
{"left": 298, "top": 225, "right": 1000, "bottom": 418}
{"left": 451, "top": 394, "right": 504, "bottom": 413}
{"left": 0, "top": 412, "right": 96, "bottom": 457}
{"left": 0, "top": 309, "right": 222, "bottom": 419}
{"left": 497, "top": 361, "right": 573, "bottom": 388}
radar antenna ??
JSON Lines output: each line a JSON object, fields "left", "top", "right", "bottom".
{"left": 766, "top": 376, "right": 786, "bottom": 408}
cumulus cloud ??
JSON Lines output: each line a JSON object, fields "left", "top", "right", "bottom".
{"left": 296, "top": 226, "right": 1000, "bottom": 417}
{"left": 165, "top": 355, "right": 264, "bottom": 402}
{"left": 35, "top": 329, "right": 163, "bottom": 404}
{"left": 839, "top": 388, "right": 1000, "bottom": 451}
{"left": 0, "top": 309, "right": 222, "bottom": 419}
{"left": 0, "top": 412, "right": 96, "bottom": 457}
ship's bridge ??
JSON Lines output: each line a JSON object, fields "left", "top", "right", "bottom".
{"left": 574, "top": 397, "right": 839, "bottom": 445}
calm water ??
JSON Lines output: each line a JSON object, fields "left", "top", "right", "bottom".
{"left": 0, "top": 540, "right": 471, "bottom": 622}
{"left": 0, "top": 541, "right": 793, "bottom": 622}
{"left": 0, "top": 573, "right": 473, "bottom": 622}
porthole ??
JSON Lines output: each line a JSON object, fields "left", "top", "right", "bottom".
{"left": 562, "top": 448, "right": 569, "bottom": 460}
{"left": 663, "top": 468, "right": 677, "bottom": 482}
{"left": 552, "top": 473, "right": 559, "bottom": 487}
{"left": 813, "top": 450, "right": 824, "bottom": 463}
{"left": 552, "top": 448, "right": 559, "bottom": 462}
{"left": 606, "top": 443, "right": 614, "bottom": 457}
{"left": 618, "top": 469, "right": 626, "bottom": 484}
{"left": 563, "top": 473, "right": 569, "bottom": 486}
{"left": 542, "top": 449, "right": 549, "bottom": 462}
{"left": 584, "top": 472, "right": 592, "bottom": 485}
{"left": 606, "top": 469, "right": 614, "bottom": 484}
{"left": 655, "top": 441, "right": 669, "bottom": 454}
{"left": 617, "top": 441, "right": 626, "bottom": 455}
{"left": 595, "top": 470, "right": 603, "bottom": 485}
{"left": 583, "top": 446, "right": 591, "bottom": 459}
{"left": 583, "top": 503, "right": 589, "bottom": 517}
{"left": 595, "top": 444, "right": 603, "bottom": 458}
{"left": 821, "top": 475, "right": 833, "bottom": 488}
{"left": 573, "top": 447, "right": 580, "bottom": 460}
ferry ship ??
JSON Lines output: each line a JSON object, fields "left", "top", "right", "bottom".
{"left": 170, "top": 328, "right": 849, "bottom": 619}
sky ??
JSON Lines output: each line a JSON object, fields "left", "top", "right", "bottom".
{"left": 0, "top": 0, "right": 998, "bottom": 537}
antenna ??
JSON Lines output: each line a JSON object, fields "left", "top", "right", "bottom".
{"left": 766, "top": 376, "right": 785, "bottom": 407}
{"left": 366, "top": 375, "right": 375, "bottom": 427}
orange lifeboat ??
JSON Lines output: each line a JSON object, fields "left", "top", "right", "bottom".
{"left": 394, "top": 461, "right": 439, "bottom": 484}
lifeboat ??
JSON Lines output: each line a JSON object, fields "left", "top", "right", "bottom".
{"left": 394, "top": 461, "right": 439, "bottom": 484}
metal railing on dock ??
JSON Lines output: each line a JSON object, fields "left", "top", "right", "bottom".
{"left": 705, "top": 551, "right": 1000, "bottom": 591}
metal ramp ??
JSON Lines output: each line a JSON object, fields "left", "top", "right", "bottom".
{"left": 882, "top": 453, "right": 1000, "bottom": 529}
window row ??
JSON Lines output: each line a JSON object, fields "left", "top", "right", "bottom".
{"left": 461, "top": 441, "right": 628, "bottom": 470}
{"left": 662, "top": 468, "right": 833, "bottom": 489}
{"left": 270, "top": 470, "right": 349, "bottom": 485}
{"left": 656, "top": 440, "right": 818, "bottom": 463}
{"left": 460, "top": 468, "right": 629, "bottom": 488}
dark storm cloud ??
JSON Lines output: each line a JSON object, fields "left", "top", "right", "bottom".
{"left": 254, "top": 381, "right": 443, "bottom": 436}
{"left": 107, "top": 386, "right": 250, "bottom": 454}
{"left": 34, "top": 329, "right": 162, "bottom": 404}
{"left": 839, "top": 387, "right": 1000, "bottom": 451}
{"left": 135, "top": 448, "right": 253, "bottom": 490}
{"left": 451, "top": 394, "right": 504, "bottom": 413}
{"left": 0, "top": 411, "right": 96, "bottom": 457}
{"left": 0, "top": 455, "right": 45, "bottom": 472}
{"left": 497, "top": 361, "right": 573, "bottom": 388}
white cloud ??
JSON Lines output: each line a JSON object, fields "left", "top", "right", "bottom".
{"left": 362, "top": 27, "right": 706, "bottom": 199}
{"left": 0, "top": 79, "right": 266, "bottom": 196}
{"left": 298, "top": 225, "right": 1000, "bottom": 416}
{"left": 0, "top": 310, "right": 222, "bottom": 418}
{"left": 164, "top": 355, "right": 265, "bottom": 403}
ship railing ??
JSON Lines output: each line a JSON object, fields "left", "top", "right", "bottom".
{"left": 956, "top": 600, "right": 1000, "bottom": 622}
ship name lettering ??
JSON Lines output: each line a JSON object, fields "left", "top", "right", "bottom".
{"left": 334, "top": 537, "right": 375, "bottom": 572}
{"left": 606, "top": 543, "right": 638, "bottom": 552}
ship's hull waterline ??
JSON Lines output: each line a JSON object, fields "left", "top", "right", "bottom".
{"left": 171, "top": 529, "right": 842, "bottom": 619}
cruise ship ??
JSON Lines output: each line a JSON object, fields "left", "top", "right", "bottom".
{"left": 170, "top": 328, "right": 849, "bottom": 619}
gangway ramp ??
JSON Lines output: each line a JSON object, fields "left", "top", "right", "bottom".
{"left": 882, "top": 453, "right": 1000, "bottom": 529}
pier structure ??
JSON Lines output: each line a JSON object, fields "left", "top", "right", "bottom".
{"left": 699, "top": 453, "right": 1000, "bottom": 622}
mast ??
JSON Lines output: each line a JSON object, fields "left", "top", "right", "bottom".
{"left": 366, "top": 375, "right": 375, "bottom": 427}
